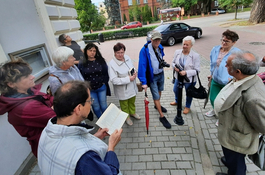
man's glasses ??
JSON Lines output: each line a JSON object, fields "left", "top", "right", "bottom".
{"left": 86, "top": 98, "right": 94, "bottom": 105}
{"left": 220, "top": 39, "right": 231, "bottom": 43}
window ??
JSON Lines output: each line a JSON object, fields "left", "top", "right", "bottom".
{"left": 214, "top": 0, "right": 218, "bottom": 6}
{"left": 143, "top": 0, "right": 147, "bottom": 3}
{"left": 180, "top": 23, "right": 189, "bottom": 30}
{"left": 128, "top": 0, "right": 132, "bottom": 5}
{"left": 8, "top": 44, "right": 51, "bottom": 80}
{"left": 136, "top": 0, "right": 140, "bottom": 4}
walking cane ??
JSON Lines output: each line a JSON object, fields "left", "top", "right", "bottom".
{"left": 174, "top": 72, "right": 185, "bottom": 125}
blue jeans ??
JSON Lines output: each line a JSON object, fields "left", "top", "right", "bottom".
{"left": 173, "top": 79, "right": 196, "bottom": 108}
{"left": 90, "top": 84, "right": 108, "bottom": 118}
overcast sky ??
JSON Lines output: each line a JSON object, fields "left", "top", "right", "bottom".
{"left": 91, "top": 0, "right": 103, "bottom": 6}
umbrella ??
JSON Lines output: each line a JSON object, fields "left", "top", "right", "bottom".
{"left": 144, "top": 91, "right": 149, "bottom": 134}
{"left": 203, "top": 78, "right": 211, "bottom": 109}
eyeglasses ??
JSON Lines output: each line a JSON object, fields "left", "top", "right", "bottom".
{"left": 86, "top": 98, "right": 94, "bottom": 105}
{"left": 220, "top": 39, "right": 231, "bottom": 43}
{"left": 64, "top": 35, "right": 70, "bottom": 40}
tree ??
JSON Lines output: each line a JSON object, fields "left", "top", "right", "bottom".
{"left": 104, "top": 0, "right": 121, "bottom": 25}
{"left": 129, "top": 8, "right": 134, "bottom": 21}
{"left": 123, "top": 14, "right": 127, "bottom": 22}
{"left": 74, "top": 0, "right": 98, "bottom": 32}
{"left": 153, "top": 6, "right": 159, "bottom": 21}
{"left": 171, "top": 0, "right": 198, "bottom": 15}
{"left": 91, "top": 10, "right": 107, "bottom": 29}
{"left": 131, "top": 0, "right": 141, "bottom": 21}
{"left": 218, "top": 0, "right": 252, "bottom": 19}
{"left": 249, "top": 0, "right": 265, "bottom": 23}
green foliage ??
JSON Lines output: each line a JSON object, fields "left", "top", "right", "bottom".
{"left": 218, "top": 0, "right": 252, "bottom": 19}
{"left": 171, "top": 0, "right": 198, "bottom": 14}
{"left": 129, "top": 8, "right": 134, "bottom": 21}
{"left": 83, "top": 26, "right": 158, "bottom": 41}
{"left": 74, "top": 0, "right": 98, "bottom": 32}
{"left": 123, "top": 14, "right": 127, "bottom": 22}
{"left": 141, "top": 5, "right": 152, "bottom": 22}
{"left": 131, "top": 0, "right": 142, "bottom": 21}
{"left": 153, "top": 6, "right": 159, "bottom": 21}
{"left": 104, "top": 0, "right": 121, "bottom": 25}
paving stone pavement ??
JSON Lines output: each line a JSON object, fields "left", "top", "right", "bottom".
{"left": 28, "top": 20, "right": 265, "bottom": 175}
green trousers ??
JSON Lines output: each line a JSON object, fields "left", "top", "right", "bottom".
{"left": 119, "top": 96, "right": 136, "bottom": 116}
{"left": 209, "top": 79, "right": 225, "bottom": 107}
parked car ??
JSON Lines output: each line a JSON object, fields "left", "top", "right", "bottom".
{"left": 211, "top": 8, "right": 226, "bottom": 14}
{"left": 147, "top": 22, "right": 202, "bottom": 46}
{"left": 121, "top": 21, "right": 142, "bottom": 30}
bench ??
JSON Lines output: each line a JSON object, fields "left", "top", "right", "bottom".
{"left": 84, "top": 40, "right": 100, "bottom": 45}
{"left": 114, "top": 31, "right": 134, "bottom": 39}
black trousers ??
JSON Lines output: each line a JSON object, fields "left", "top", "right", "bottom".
{"left": 222, "top": 146, "right": 246, "bottom": 175}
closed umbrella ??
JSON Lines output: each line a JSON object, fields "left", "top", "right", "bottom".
{"left": 144, "top": 91, "right": 149, "bottom": 134}
{"left": 203, "top": 79, "right": 211, "bottom": 109}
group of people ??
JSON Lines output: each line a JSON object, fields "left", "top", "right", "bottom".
{"left": 1, "top": 30, "right": 265, "bottom": 175}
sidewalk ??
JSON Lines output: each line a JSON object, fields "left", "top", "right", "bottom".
{"left": 29, "top": 22, "right": 265, "bottom": 175}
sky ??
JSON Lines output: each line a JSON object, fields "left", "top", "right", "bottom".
{"left": 91, "top": 0, "right": 103, "bottom": 6}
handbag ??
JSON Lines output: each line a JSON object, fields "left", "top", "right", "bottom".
{"left": 186, "top": 71, "right": 208, "bottom": 99}
{"left": 137, "top": 82, "right": 143, "bottom": 92}
{"left": 248, "top": 135, "right": 265, "bottom": 170}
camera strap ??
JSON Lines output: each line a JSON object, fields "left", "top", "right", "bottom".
{"left": 152, "top": 47, "right": 163, "bottom": 64}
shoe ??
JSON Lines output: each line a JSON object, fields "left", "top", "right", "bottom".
{"left": 159, "top": 116, "right": 171, "bottom": 129}
{"left": 170, "top": 101, "right": 177, "bottom": 106}
{"left": 183, "top": 107, "right": 190, "bottom": 114}
{"left": 205, "top": 109, "right": 215, "bottom": 117}
{"left": 221, "top": 156, "right": 227, "bottom": 167}
{"left": 131, "top": 113, "right": 141, "bottom": 120}
{"left": 216, "top": 172, "right": 227, "bottom": 175}
{"left": 154, "top": 105, "right": 167, "bottom": 113}
{"left": 215, "top": 119, "right": 219, "bottom": 127}
{"left": 126, "top": 117, "right": 133, "bottom": 126}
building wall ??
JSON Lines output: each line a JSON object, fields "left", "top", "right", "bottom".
{"left": 0, "top": 0, "right": 83, "bottom": 174}
{"left": 119, "top": 0, "right": 162, "bottom": 22}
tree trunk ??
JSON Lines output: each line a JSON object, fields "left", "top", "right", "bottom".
{"left": 249, "top": 0, "right": 265, "bottom": 24}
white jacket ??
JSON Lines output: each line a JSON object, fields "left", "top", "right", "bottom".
{"left": 108, "top": 55, "right": 138, "bottom": 100}
{"left": 172, "top": 49, "right": 200, "bottom": 83}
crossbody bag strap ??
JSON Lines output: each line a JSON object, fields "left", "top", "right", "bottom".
{"left": 50, "top": 74, "right": 63, "bottom": 84}
{"left": 196, "top": 71, "right": 202, "bottom": 86}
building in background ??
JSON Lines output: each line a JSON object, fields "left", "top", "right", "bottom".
{"left": 0, "top": 0, "right": 84, "bottom": 174}
{"left": 98, "top": 2, "right": 111, "bottom": 25}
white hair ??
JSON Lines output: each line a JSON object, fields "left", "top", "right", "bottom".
{"left": 182, "top": 36, "right": 195, "bottom": 46}
{"left": 52, "top": 46, "right": 74, "bottom": 67}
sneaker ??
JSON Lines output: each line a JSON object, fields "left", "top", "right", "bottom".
{"left": 215, "top": 119, "right": 219, "bottom": 127}
{"left": 159, "top": 116, "right": 171, "bottom": 129}
{"left": 154, "top": 105, "right": 167, "bottom": 113}
{"left": 126, "top": 117, "right": 133, "bottom": 126}
{"left": 205, "top": 109, "right": 215, "bottom": 117}
{"left": 131, "top": 113, "right": 141, "bottom": 120}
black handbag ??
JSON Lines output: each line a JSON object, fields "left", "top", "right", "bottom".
{"left": 186, "top": 71, "right": 208, "bottom": 99}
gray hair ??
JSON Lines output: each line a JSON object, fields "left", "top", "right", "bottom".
{"left": 182, "top": 36, "right": 195, "bottom": 46}
{"left": 231, "top": 50, "right": 259, "bottom": 75}
{"left": 52, "top": 46, "right": 74, "bottom": 68}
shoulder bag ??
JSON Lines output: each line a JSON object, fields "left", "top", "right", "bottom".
{"left": 248, "top": 135, "right": 265, "bottom": 170}
{"left": 186, "top": 71, "right": 208, "bottom": 99}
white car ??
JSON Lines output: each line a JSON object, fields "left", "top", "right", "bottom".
{"left": 211, "top": 8, "right": 226, "bottom": 14}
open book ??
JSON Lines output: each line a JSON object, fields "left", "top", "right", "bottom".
{"left": 96, "top": 103, "right": 128, "bottom": 135}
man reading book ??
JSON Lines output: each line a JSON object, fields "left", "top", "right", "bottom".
{"left": 38, "top": 80, "right": 123, "bottom": 175}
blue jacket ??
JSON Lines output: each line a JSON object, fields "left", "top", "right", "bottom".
{"left": 210, "top": 45, "right": 240, "bottom": 85}
{"left": 138, "top": 41, "right": 165, "bottom": 86}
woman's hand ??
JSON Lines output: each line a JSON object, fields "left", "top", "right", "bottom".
{"left": 174, "top": 67, "right": 180, "bottom": 72}
{"left": 94, "top": 128, "right": 109, "bottom": 140}
{"left": 207, "top": 75, "right": 212, "bottom": 81}
{"left": 108, "top": 129, "right": 122, "bottom": 151}
{"left": 129, "top": 72, "right": 136, "bottom": 81}
{"left": 142, "top": 84, "right": 148, "bottom": 91}
{"left": 179, "top": 71, "right": 186, "bottom": 76}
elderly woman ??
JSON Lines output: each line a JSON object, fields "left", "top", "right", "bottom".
{"left": 0, "top": 59, "right": 56, "bottom": 157}
{"left": 170, "top": 36, "right": 200, "bottom": 114}
{"left": 205, "top": 30, "right": 240, "bottom": 118}
{"left": 48, "top": 46, "right": 84, "bottom": 95}
{"left": 108, "top": 42, "right": 140, "bottom": 126}
{"left": 78, "top": 43, "right": 110, "bottom": 118}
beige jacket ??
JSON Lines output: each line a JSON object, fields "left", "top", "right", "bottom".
{"left": 218, "top": 75, "right": 265, "bottom": 154}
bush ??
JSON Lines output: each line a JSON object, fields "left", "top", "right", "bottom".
{"left": 83, "top": 26, "right": 158, "bottom": 41}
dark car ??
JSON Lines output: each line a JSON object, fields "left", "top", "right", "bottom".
{"left": 121, "top": 21, "right": 142, "bottom": 30}
{"left": 147, "top": 22, "right": 202, "bottom": 46}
